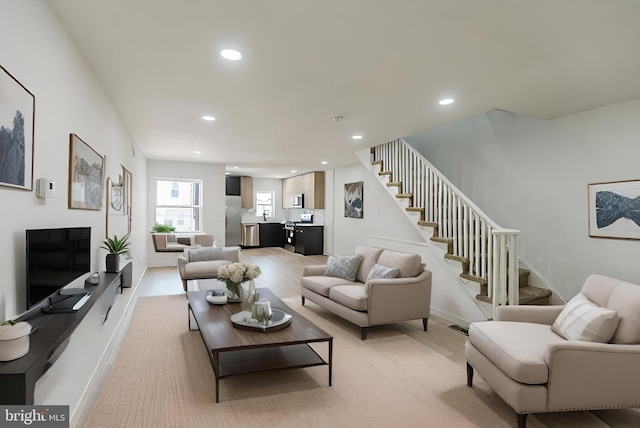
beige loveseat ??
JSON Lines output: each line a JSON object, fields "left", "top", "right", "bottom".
{"left": 177, "top": 246, "right": 240, "bottom": 291}
{"left": 300, "top": 245, "right": 432, "bottom": 339}
{"left": 466, "top": 274, "right": 640, "bottom": 427}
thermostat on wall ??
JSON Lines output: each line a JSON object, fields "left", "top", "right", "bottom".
{"left": 36, "top": 178, "right": 55, "bottom": 198}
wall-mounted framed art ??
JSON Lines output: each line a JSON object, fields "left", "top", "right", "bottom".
{"left": 106, "top": 165, "right": 133, "bottom": 238}
{"left": 588, "top": 179, "right": 640, "bottom": 240}
{"left": 68, "top": 133, "right": 104, "bottom": 210}
{"left": 345, "top": 181, "right": 363, "bottom": 219}
{"left": 0, "top": 65, "right": 35, "bottom": 191}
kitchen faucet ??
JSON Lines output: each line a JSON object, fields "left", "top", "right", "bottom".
{"left": 263, "top": 210, "right": 269, "bottom": 221}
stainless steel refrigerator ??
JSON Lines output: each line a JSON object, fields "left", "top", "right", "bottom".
{"left": 225, "top": 196, "right": 242, "bottom": 246}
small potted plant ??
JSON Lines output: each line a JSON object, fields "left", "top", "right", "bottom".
{"left": 101, "top": 233, "right": 131, "bottom": 273}
{"left": 0, "top": 320, "right": 32, "bottom": 361}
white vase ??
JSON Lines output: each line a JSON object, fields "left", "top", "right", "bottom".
{"left": 227, "top": 281, "right": 250, "bottom": 303}
{"left": 242, "top": 280, "right": 258, "bottom": 311}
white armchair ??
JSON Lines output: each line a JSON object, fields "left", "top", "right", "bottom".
{"left": 177, "top": 245, "right": 240, "bottom": 291}
{"left": 465, "top": 274, "right": 640, "bottom": 427}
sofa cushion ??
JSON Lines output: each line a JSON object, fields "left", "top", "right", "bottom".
{"left": 301, "top": 275, "right": 358, "bottom": 297}
{"left": 377, "top": 250, "right": 422, "bottom": 278}
{"left": 324, "top": 254, "right": 363, "bottom": 281}
{"left": 354, "top": 246, "right": 384, "bottom": 283}
{"left": 329, "top": 285, "right": 368, "bottom": 312}
{"left": 186, "top": 247, "right": 223, "bottom": 262}
{"left": 367, "top": 264, "right": 400, "bottom": 281}
{"left": 469, "top": 321, "right": 565, "bottom": 384}
{"left": 551, "top": 292, "right": 619, "bottom": 343}
{"left": 183, "top": 260, "right": 231, "bottom": 279}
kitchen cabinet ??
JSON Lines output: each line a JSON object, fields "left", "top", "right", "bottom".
{"left": 294, "top": 225, "right": 324, "bottom": 255}
{"left": 258, "top": 223, "right": 284, "bottom": 247}
{"left": 241, "top": 176, "right": 253, "bottom": 208}
{"left": 282, "top": 171, "right": 324, "bottom": 209}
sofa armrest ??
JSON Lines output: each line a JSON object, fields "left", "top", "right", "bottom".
{"left": 177, "top": 256, "right": 187, "bottom": 279}
{"left": 367, "top": 270, "right": 432, "bottom": 325}
{"left": 222, "top": 246, "right": 240, "bottom": 262}
{"left": 495, "top": 305, "right": 564, "bottom": 325}
{"left": 545, "top": 341, "right": 640, "bottom": 409}
{"left": 302, "top": 265, "right": 326, "bottom": 277}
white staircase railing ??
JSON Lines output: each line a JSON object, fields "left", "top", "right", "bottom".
{"left": 372, "top": 139, "right": 520, "bottom": 311}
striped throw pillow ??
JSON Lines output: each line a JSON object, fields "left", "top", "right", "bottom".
{"left": 551, "top": 292, "right": 619, "bottom": 342}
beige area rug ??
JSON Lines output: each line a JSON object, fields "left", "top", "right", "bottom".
{"left": 85, "top": 295, "right": 609, "bottom": 428}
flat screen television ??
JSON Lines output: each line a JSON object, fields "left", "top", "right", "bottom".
{"left": 26, "top": 227, "right": 91, "bottom": 309}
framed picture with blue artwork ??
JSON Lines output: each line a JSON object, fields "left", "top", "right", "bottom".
{"left": 588, "top": 179, "right": 640, "bottom": 240}
{"left": 0, "top": 65, "right": 35, "bottom": 191}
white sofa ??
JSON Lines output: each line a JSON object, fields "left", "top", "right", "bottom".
{"left": 300, "top": 245, "right": 432, "bottom": 339}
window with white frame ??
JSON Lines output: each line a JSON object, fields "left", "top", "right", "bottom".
{"left": 256, "top": 191, "right": 275, "bottom": 218}
{"left": 155, "top": 179, "right": 202, "bottom": 232}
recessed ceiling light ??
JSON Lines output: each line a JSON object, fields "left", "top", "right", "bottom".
{"left": 233, "top": 166, "right": 239, "bottom": 169}
{"left": 193, "top": 150, "right": 202, "bottom": 154}
{"left": 321, "top": 161, "right": 328, "bottom": 165}
{"left": 352, "top": 135, "right": 363, "bottom": 140}
{"left": 291, "top": 170, "right": 297, "bottom": 174}
{"left": 202, "top": 115, "right": 215, "bottom": 121}
{"left": 333, "top": 116, "right": 343, "bottom": 122}
{"left": 221, "top": 49, "right": 242, "bottom": 60}
{"left": 225, "top": 172, "right": 230, "bottom": 175}
{"left": 439, "top": 98, "right": 455, "bottom": 106}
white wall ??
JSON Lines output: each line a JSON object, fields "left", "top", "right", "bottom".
{"left": 146, "top": 160, "right": 226, "bottom": 266}
{"left": 405, "top": 101, "right": 640, "bottom": 300}
{"left": 1, "top": 1, "right": 147, "bottom": 422}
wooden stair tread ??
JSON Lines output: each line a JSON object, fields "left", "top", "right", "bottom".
{"left": 445, "top": 253, "right": 468, "bottom": 263}
{"left": 431, "top": 236, "right": 452, "bottom": 244}
{"left": 378, "top": 170, "right": 393, "bottom": 176}
{"left": 518, "top": 286, "right": 552, "bottom": 304}
{"left": 386, "top": 182, "right": 402, "bottom": 187}
{"left": 476, "top": 286, "right": 551, "bottom": 305}
{"left": 418, "top": 221, "right": 438, "bottom": 227}
{"left": 372, "top": 160, "right": 383, "bottom": 166}
{"left": 396, "top": 193, "right": 413, "bottom": 198}
{"left": 461, "top": 273, "right": 488, "bottom": 285}
{"left": 405, "top": 207, "right": 425, "bottom": 212}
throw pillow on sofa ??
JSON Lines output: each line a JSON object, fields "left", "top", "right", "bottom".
{"left": 324, "top": 254, "right": 363, "bottom": 281}
{"left": 187, "top": 247, "right": 223, "bottom": 262}
{"left": 551, "top": 292, "right": 619, "bottom": 342}
{"left": 367, "top": 264, "right": 400, "bottom": 281}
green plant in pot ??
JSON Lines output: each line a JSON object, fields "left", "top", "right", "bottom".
{"left": 101, "top": 233, "right": 131, "bottom": 273}
{"left": 152, "top": 223, "right": 176, "bottom": 233}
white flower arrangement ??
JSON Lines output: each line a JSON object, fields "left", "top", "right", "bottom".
{"left": 217, "top": 262, "right": 262, "bottom": 291}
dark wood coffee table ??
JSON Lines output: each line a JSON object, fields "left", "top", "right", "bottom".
{"left": 187, "top": 287, "right": 333, "bottom": 402}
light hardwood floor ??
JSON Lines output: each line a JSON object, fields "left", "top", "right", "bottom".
{"left": 130, "top": 247, "right": 639, "bottom": 427}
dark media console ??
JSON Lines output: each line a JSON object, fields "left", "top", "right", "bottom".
{"left": 0, "top": 263, "right": 132, "bottom": 405}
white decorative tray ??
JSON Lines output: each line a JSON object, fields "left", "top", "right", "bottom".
{"left": 230, "top": 309, "right": 292, "bottom": 332}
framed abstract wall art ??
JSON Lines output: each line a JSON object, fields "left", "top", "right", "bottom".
{"left": 345, "top": 181, "right": 363, "bottom": 218}
{"left": 68, "top": 133, "right": 104, "bottom": 210}
{"left": 588, "top": 179, "right": 640, "bottom": 240}
{"left": 0, "top": 65, "right": 35, "bottom": 191}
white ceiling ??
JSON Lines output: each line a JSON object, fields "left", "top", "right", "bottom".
{"left": 46, "top": 0, "right": 640, "bottom": 178}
